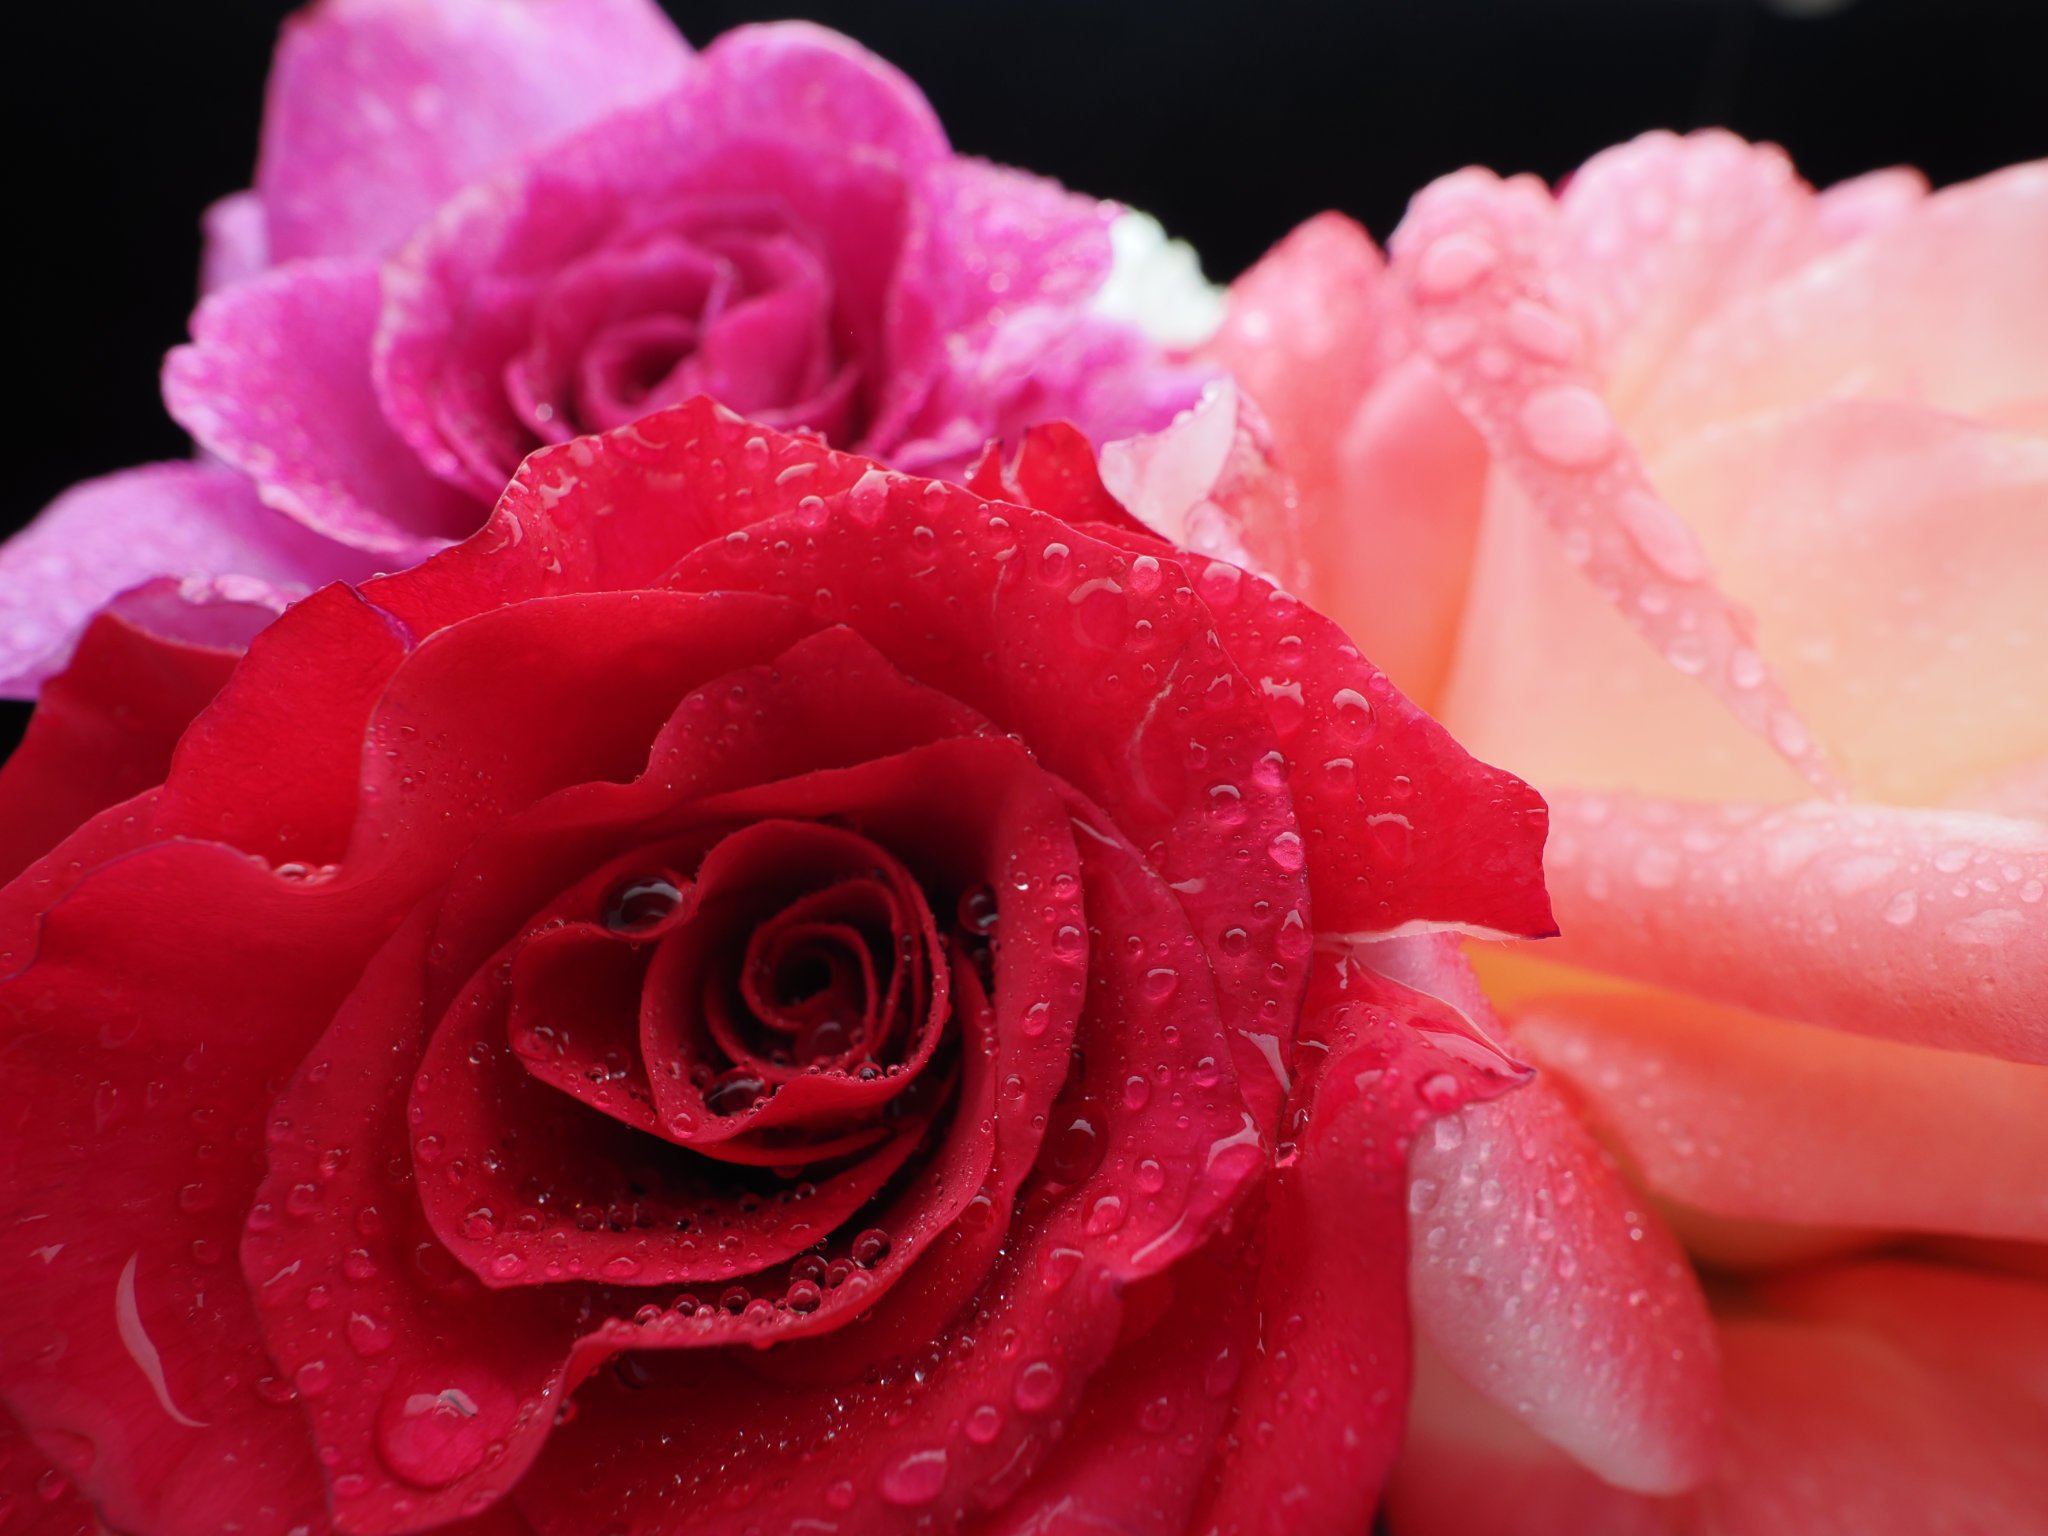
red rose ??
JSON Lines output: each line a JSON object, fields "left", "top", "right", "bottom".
{"left": 0, "top": 400, "right": 1550, "bottom": 1534}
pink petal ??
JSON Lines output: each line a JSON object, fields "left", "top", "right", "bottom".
{"left": 164, "top": 260, "right": 478, "bottom": 556}
{"left": 1389, "top": 169, "right": 1838, "bottom": 794}
{"left": 1512, "top": 990, "right": 2048, "bottom": 1241}
{"left": 199, "top": 190, "right": 269, "bottom": 293}
{"left": 1409, "top": 1071, "right": 1720, "bottom": 1494}
{"left": 255, "top": 0, "right": 692, "bottom": 264}
{"left": 1097, "top": 378, "right": 1296, "bottom": 579}
{"left": 1544, "top": 791, "right": 2048, "bottom": 1061}
{"left": 678, "top": 22, "right": 945, "bottom": 171}
{"left": 1200, "top": 213, "right": 1485, "bottom": 706}
{"left": 1633, "top": 159, "right": 2048, "bottom": 447}
{"left": 1549, "top": 132, "right": 1824, "bottom": 417}
{"left": 0, "top": 461, "right": 365, "bottom": 697}
{"left": 1647, "top": 400, "right": 2048, "bottom": 805}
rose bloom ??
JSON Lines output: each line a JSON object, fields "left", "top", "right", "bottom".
{"left": 0, "top": 398, "right": 1552, "bottom": 1533}
{"left": 0, "top": 0, "right": 1207, "bottom": 698}
{"left": 1206, "top": 130, "right": 2048, "bottom": 1531}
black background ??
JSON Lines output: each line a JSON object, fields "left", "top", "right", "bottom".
{"left": 5, "top": 0, "right": 2046, "bottom": 756}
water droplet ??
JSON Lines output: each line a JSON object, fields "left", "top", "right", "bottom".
{"left": 965, "top": 1402, "right": 1004, "bottom": 1444}
{"left": 1517, "top": 385, "right": 1614, "bottom": 469}
{"left": 1141, "top": 968, "right": 1179, "bottom": 1004}
{"left": 346, "top": 1313, "right": 393, "bottom": 1356}
{"left": 1413, "top": 233, "right": 1499, "bottom": 300}
{"left": 1330, "top": 688, "right": 1376, "bottom": 744}
{"left": 603, "top": 875, "right": 683, "bottom": 933}
{"left": 879, "top": 1446, "right": 948, "bottom": 1507}
{"left": 852, "top": 1228, "right": 892, "bottom": 1267}
{"left": 1037, "top": 542, "right": 1071, "bottom": 582}
{"left": 1883, "top": 890, "right": 1919, "bottom": 927}
{"left": 1267, "top": 831, "right": 1306, "bottom": 872}
{"left": 376, "top": 1384, "right": 492, "bottom": 1489}
{"left": 847, "top": 468, "right": 891, "bottom": 527}
{"left": 1503, "top": 299, "right": 1577, "bottom": 362}
{"left": 1042, "top": 1113, "right": 1104, "bottom": 1184}
{"left": 1616, "top": 489, "right": 1709, "bottom": 582}
{"left": 705, "top": 1071, "right": 767, "bottom": 1117}
{"left": 1086, "top": 1195, "right": 1125, "bottom": 1236}
{"left": 1014, "top": 1359, "right": 1062, "bottom": 1413}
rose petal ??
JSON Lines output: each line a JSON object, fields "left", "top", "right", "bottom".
{"left": 256, "top": 0, "right": 692, "bottom": 264}
{"left": 1390, "top": 169, "right": 1838, "bottom": 794}
{"left": 153, "top": 583, "right": 412, "bottom": 868}
{"left": 164, "top": 261, "right": 478, "bottom": 555}
{"left": 1201, "top": 213, "right": 1487, "bottom": 705}
{"left": 1512, "top": 989, "right": 2048, "bottom": 1241}
{"left": 975, "top": 412, "right": 1555, "bottom": 944}
{"left": 199, "top": 190, "right": 270, "bottom": 294}
{"left": 1705, "top": 1311, "right": 2048, "bottom": 1535}
{"left": 1647, "top": 400, "right": 2048, "bottom": 805}
{"left": 1386, "top": 1345, "right": 1679, "bottom": 1536}
{"left": 0, "top": 843, "right": 399, "bottom": 1536}
{"left": 0, "top": 1403, "right": 97, "bottom": 1536}
{"left": 1543, "top": 791, "right": 2048, "bottom": 1061}
{"left": 244, "top": 909, "right": 581, "bottom": 1533}
{"left": 0, "top": 461, "right": 357, "bottom": 696}
{"left": 974, "top": 1242, "right": 1256, "bottom": 1536}
{"left": 1634, "top": 159, "right": 2048, "bottom": 448}
{"left": 1550, "top": 131, "right": 1824, "bottom": 417}
{"left": 0, "top": 612, "right": 237, "bottom": 884}
{"left": 1409, "top": 1070, "right": 1720, "bottom": 1495}
{"left": 1370, "top": 936, "right": 1720, "bottom": 1495}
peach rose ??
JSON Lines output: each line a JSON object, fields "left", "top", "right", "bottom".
{"left": 1206, "top": 130, "right": 2048, "bottom": 1531}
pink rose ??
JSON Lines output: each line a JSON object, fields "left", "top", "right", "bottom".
{"left": 0, "top": 0, "right": 1201, "bottom": 697}
{"left": 1206, "top": 130, "right": 2048, "bottom": 1529}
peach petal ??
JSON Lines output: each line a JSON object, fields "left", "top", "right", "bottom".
{"left": 1551, "top": 131, "right": 1821, "bottom": 417}
{"left": 1648, "top": 401, "right": 2048, "bottom": 804}
{"left": 1366, "top": 937, "right": 1717, "bottom": 1494}
{"left": 1542, "top": 791, "right": 2048, "bottom": 1062}
{"left": 1752, "top": 1258, "right": 2048, "bottom": 1410}
{"left": 1389, "top": 169, "right": 1838, "bottom": 794}
{"left": 1410, "top": 1073, "right": 1720, "bottom": 1496}
{"left": 1635, "top": 160, "right": 2048, "bottom": 448}
{"left": 1512, "top": 991, "right": 2048, "bottom": 1240}
{"left": 1437, "top": 473, "right": 1814, "bottom": 804}
{"left": 1703, "top": 1317, "right": 2048, "bottom": 1535}
{"left": 1385, "top": 1345, "right": 1680, "bottom": 1536}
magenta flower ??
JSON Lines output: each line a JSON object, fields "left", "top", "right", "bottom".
{"left": 0, "top": 0, "right": 1203, "bottom": 696}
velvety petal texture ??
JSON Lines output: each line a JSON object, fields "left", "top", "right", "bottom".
{"left": 0, "top": 400, "right": 1550, "bottom": 1533}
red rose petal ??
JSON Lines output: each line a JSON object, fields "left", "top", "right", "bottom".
{"left": 245, "top": 913, "right": 576, "bottom": 1534}
{"left": 659, "top": 410, "right": 1313, "bottom": 1132}
{"left": 971, "top": 1239, "right": 1256, "bottom": 1536}
{"left": 0, "top": 844, "right": 398, "bottom": 1536}
{"left": 0, "top": 612, "right": 236, "bottom": 883}
{"left": 154, "top": 582, "right": 411, "bottom": 867}
{"left": 967, "top": 419, "right": 1555, "bottom": 943}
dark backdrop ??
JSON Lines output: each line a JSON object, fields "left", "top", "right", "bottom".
{"left": 6, "top": 0, "right": 2046, "bottom": 756}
